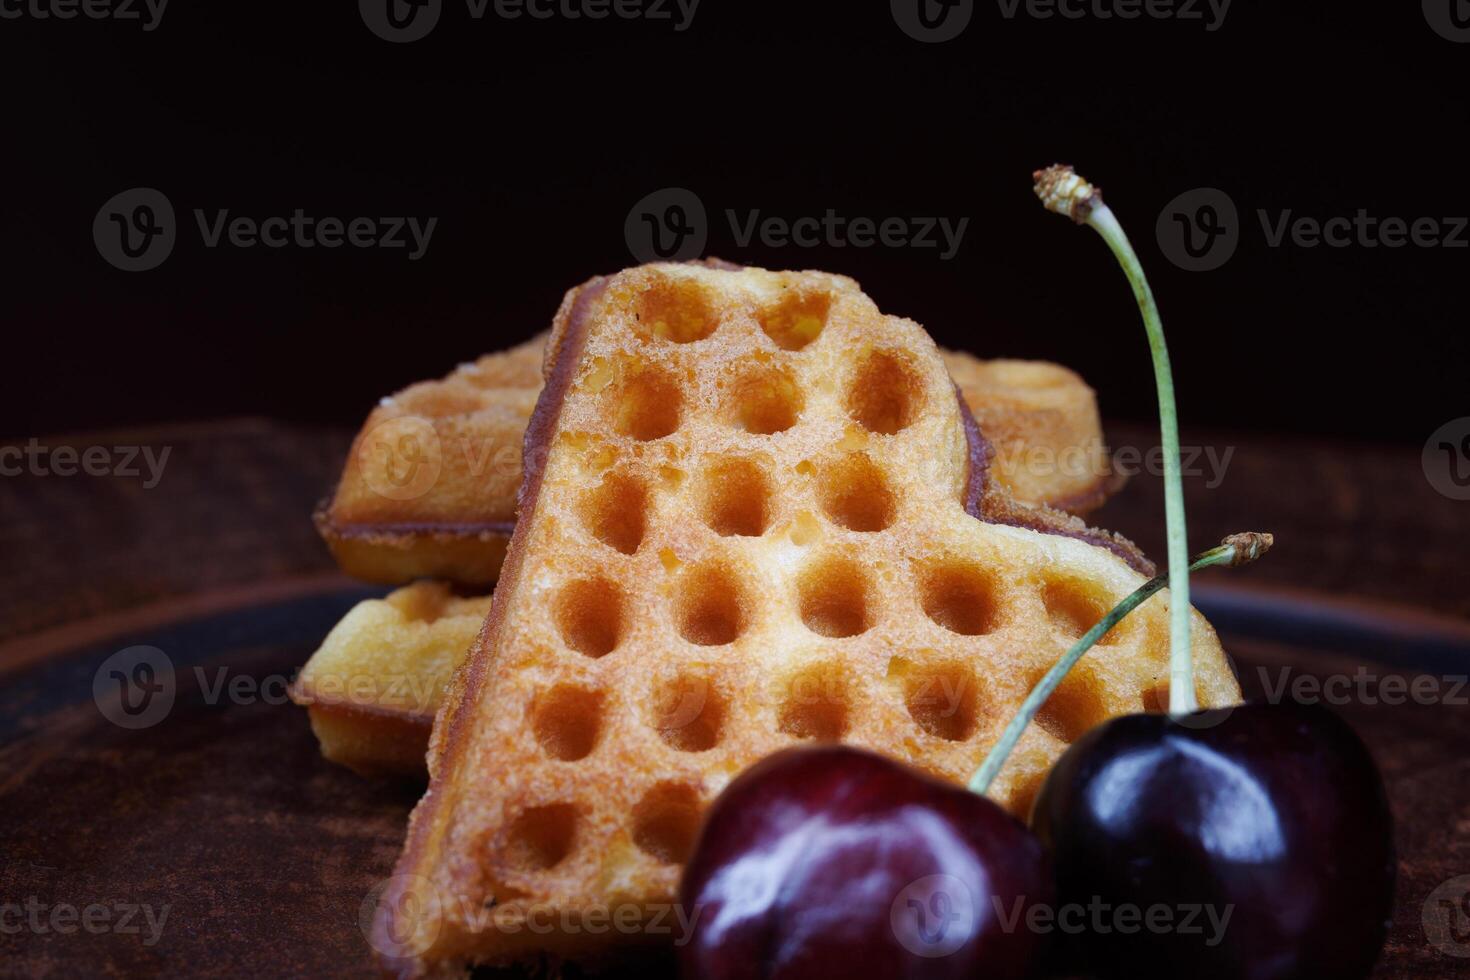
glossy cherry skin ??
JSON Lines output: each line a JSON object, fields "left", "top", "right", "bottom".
{"left": 678, "top": 745, "right": 1050, "bottom": 980}
{"left": 1032, "top": 700, "right": 1395, "bottom": 980}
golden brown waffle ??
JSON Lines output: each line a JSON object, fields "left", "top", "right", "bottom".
{"left": 373, "top": 263, "right": 1239, "bottom": 975}
{"left": 946, "top": 352, "right": 1119, "bottom": 513}
{"left": 289, "top": 582, "right": 492, "bottom": 775}
{"left": 316, "top": 335, "right": 1119, "bottom": 588}
{"left": 314, "top": 334, "right": 545, "bottom": 586}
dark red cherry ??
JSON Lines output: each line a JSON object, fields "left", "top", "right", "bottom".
{"left": 678, "top": 745, "right": 1050, "bottom": 980}
{"left": 1032, "top": 700, "right": 1395, "bottom": 980}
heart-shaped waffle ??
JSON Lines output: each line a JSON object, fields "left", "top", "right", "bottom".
{"left": 374, "top": 262, "right": 1238, "bottom": 975}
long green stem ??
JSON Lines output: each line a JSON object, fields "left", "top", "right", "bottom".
{"left": 969, "top": 533, "right": 1271, "bottom": 795}
{"left": 1032, "top": 166, "right": 1194, "bottom": 716}
{"left": 1085, "top": 205, "right": 1193, "bottom": 715}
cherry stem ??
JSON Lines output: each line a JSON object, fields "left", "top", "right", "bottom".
{"left": 968, "top": 532, "right": 1273, "bottom": 796}
{"left": 1033, "top": 165, "right": 1193, "bottom": 716}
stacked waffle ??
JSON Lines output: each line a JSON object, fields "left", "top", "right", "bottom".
{"left": 339, "top": 263, "right": 1237, "bottom": 975}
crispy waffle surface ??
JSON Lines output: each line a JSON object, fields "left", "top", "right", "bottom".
{"left": 314, "top": 334, "right": 545, "bottom": 586}
{"left": 375, "top": 263, "right": 1239, "bottom": 975}
{"left": 290, "top": 582, "right": 492, "bottom": 776}
{"left": 317, "top": 332, "right": 1119, "bottom": 588}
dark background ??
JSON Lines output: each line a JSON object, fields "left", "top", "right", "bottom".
{"left": 2, "top": 2, "right": 1464, "bottom": 444}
